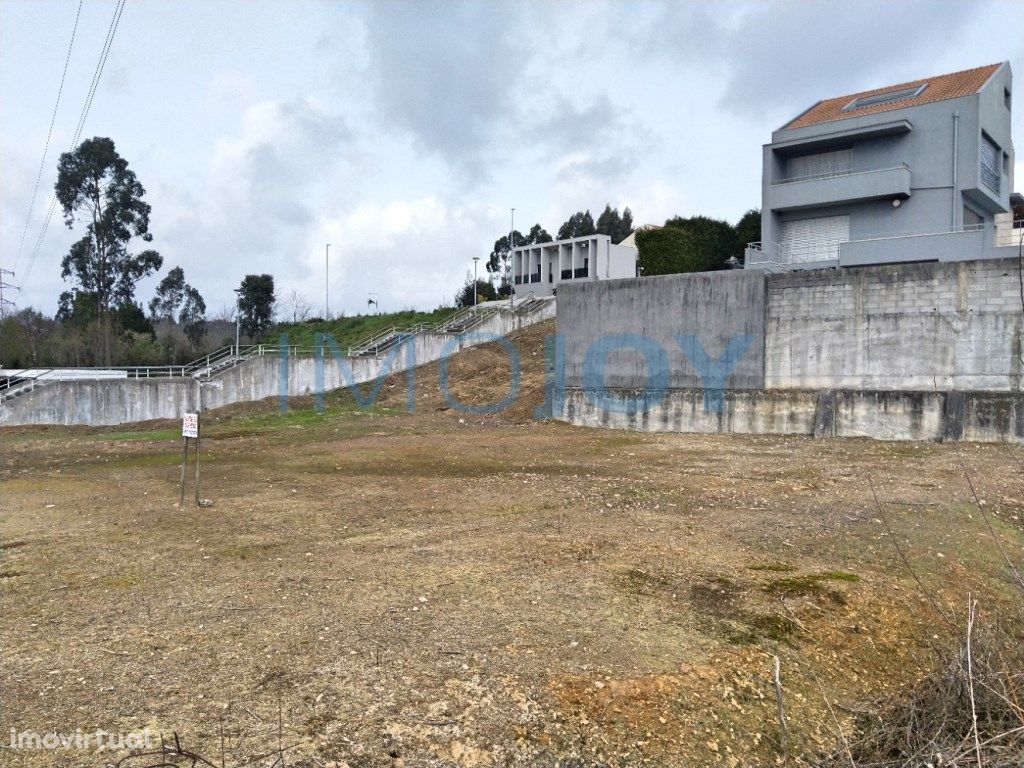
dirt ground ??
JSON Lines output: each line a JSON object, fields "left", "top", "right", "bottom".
{"left": 2, "top": 321, "right": 1023, "bottom": 767}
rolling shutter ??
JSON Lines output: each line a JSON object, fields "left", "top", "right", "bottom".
{"left": 780, "top": 215, "right": 849, "bottom": 264}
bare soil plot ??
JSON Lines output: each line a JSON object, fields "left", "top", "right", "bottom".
{"left": 2, "top": 323, "right": 1023, "bottom": 767}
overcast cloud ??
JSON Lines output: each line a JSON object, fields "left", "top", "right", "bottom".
{"left": 1, "top": 0, "right": 1022, "bottom": 317}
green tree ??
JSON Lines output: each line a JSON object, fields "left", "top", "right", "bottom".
{"left": 556, "top": 210, "right": 596, "bottom": 240}
{"left": 149, "top": 266, "right": 186, "bottom": 320}
{"left": 595, "top": 204, "right": 634, "bottom": 244}
{"left": 115, "top": 301, "right": 154, "bottom": 337}
{"left": 486, "top": 223, "right": 552, "bottom": 275}
{"left": 56, "top": 289, "right": 99, "bottom": 327}
{"left": 734, "top": 209, "right": 761, "bottom": 254}
{"left": 455, "top": 274, "right": 498, "bottom": 308}
{"left": 180, "top": 286, "right": 207, "bottom": 348}
{"left": 148, "top": 265, "right": 206, "bottom": 349}
{"left": 237, "top": 274, "right": 275, "bottom": 338}
{"left": 55, "top": 137, "right": 162, "bottom": 365}
{"left": 0, "top": 309, "right": 56, "bottom": 368}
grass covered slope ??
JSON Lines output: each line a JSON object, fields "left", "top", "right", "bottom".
{"left": 264, "top": 306, "right": 457, "bottom": 349}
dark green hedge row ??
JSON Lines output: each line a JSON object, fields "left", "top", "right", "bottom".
{"left": 635, "top": 215, "right": 740, "bottom": 276}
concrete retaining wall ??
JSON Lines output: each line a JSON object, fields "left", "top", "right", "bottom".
{"left": 561, "top": 387, "right": 1024, "bottom": 443}
{"left": 1, "top": 301, "right": 555, "bottom": 427}
{"left": 765, "top": 259, "right": 1024, "bottom": 391}
{"left": 554, "top": 257, "right": 1024, "bottom": 442}
{"left": 558, "top": 270, "right": 766, "bottom": 389}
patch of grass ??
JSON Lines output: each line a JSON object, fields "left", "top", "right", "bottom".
{"left": 616, "top": 567, "right": 674, "bottom": 597}
{"left": 215, "top": 543, "right": 279, "bottom": 561}
{"left": 725, "top": 613, "right": 800, "bottom": 646}
{"left": 100, "top": 573, "right": 140, "bottom": 589}
{"left": 91, "top": 429, "right": 180, "bottom": 441}
{"left": 264, "top": 307, "right": 457, "bottom": 349}
{"left": 0, "top": 570, "right": 27, "bottom": 579}
{"left": 748, "top": 561, "right": 794, "bottom": 573}
{"left": 207, "top": 402, "right": 394, "bottom": 439}
{"left": 763, "top": 571, "right": 859, "bottom": 603}
{"left": 107, "top": 453, "right": 188, "bottom": 469}
{"left": 689, "top": 576, "right": 741, "bottom": 610}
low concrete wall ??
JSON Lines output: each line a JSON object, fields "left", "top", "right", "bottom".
{"left": 561, "top": 387, "right": 1024, "bottom": 443}
{"left": 1, "top": 301, "right": 556, "bottom": 427}
{"left": 558, "top": 270, "right": 767, "bottom": 389}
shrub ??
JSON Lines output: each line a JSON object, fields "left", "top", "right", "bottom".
{"left": 636, "top": 216, "right": 737, "bottom": 276}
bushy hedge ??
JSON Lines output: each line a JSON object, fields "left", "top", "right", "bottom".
{"left": 636, "top": 215, "right": 739, "bottom": 276}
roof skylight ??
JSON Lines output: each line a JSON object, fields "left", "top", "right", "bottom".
{"left": 843, "top": 84, "right": 928, "bottom": 111}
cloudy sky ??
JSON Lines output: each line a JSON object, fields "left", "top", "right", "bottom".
{"left": 1, "top": 0, "right": 1022, "bottom": 318}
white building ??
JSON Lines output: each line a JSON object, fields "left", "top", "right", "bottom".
{"left": 511, "top": 234, "right": 638, "bottom": 298}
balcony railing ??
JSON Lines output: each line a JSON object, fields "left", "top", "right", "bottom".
{"left": 774, "top": 163, "right": 910, "bottom": 185}
{"left": 745, "top": 219, "right": 1021, "bottom": 272}
{"left": 770, "top": 164, "right": 911, "bottom": 211}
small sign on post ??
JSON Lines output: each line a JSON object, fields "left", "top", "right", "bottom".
{"left": 179, "top": 412, "right": 201, "bottom": 505}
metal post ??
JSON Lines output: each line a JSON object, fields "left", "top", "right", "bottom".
{"left": 233, "top": 288, "right": 241, "bottom": 355}
{"left": 509, "top": 208, "right": 515, "bottom": 310}
{"left": 194, "top": 385, "right": 202, "bottom": 506}
{"left": 179, "top": 436, "right": 188, "bottom": 505}
{"left": 472, "top": 256, "right": 479, "bottom": 309}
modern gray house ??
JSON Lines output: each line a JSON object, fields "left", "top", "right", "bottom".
{"left": 746, "top": 62, "right": 1018, "bottom": 270}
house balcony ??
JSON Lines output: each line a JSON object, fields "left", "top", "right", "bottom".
{"left": 770, "top": 164, "right": 911, "bottom": 212}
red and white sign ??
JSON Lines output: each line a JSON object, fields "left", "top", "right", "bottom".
{"left": 182, "top": 413, "right": 199, "bottom": 438}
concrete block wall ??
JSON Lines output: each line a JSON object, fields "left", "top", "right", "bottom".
{"left": 765, "top": 259, "right": 1024, "bottom": 391}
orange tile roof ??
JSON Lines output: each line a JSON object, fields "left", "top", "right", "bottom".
{"left": 783, "top": 63, "right": 1002, "bottom": 130}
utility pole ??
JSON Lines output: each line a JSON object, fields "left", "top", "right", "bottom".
{"left": 325, "top": 243, "right": 331, "bottom": 319}
{"left": 509, "top": 208, "right": 515, "bottom": 309}
{"left": 0, "top": 269, "right": 18, "bottom": 318}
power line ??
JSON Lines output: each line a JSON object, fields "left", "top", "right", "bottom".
{"left": 12, "top": 0, "right": 85, "bottom": 275}
{"left": 0, "top": 269, "right": 19, "bottom": 318}
{"left": 19, "top": 0, "right": 128, "bottom": 292}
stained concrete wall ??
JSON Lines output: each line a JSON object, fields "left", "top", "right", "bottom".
{"left": 561, "top": 387, "right": 1024, "bottom": 443}
{"left": 558, "top": 270, "right": 767, "bottom": 390}
{"left": 765, "top": 258, "right": 1024, "bottom": 391}
{"left": 554, "top": 257, "right": 1024, "bottom": 443}
{"left": 1, "top": 301, "right": 556, "bottom": 427}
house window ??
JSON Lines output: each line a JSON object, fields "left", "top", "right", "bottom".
{"left": 980, "top": 133, "right": 1001, "bottom": 193}
{"left": 843, "top": 84, "right": 927, "bottom": 111}
{"left": 1005, "top": 87, "right": 1012, "bottom": 110}
{"left": 963, "top": 206, "right": 984, "bottom": 230}
{"left": 1004, "top": 152, "right": 1011, "bottom": 174}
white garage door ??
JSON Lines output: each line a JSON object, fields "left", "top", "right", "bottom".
{"left": 780, "top": 215, "right": 849, "bottom": 265}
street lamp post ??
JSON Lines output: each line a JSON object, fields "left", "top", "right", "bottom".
{"left": 233, "top": 288, "right": 242, "bottom": 355}
{"left": 472, "top": 256, "right": 480, "bottom": 309}
{"left": 325, "top": 243, "right": 331, "bottom": 319}
{"left": 509, "top": 207, "right": 515, "bottom": 309}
